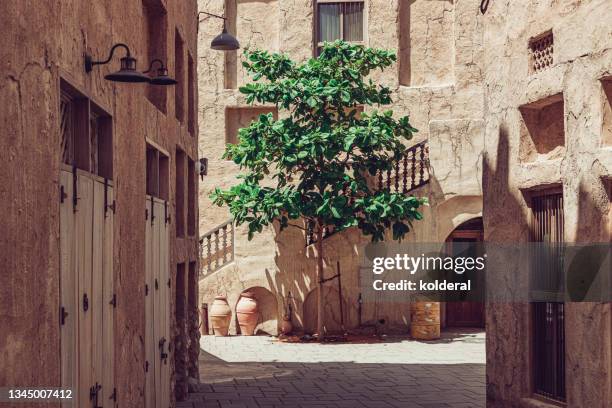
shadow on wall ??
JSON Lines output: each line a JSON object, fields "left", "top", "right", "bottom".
{"left": 234, "top": 286, "right": 279, "bottom": 335}
{"left": 482, "top": 122, "right": 532, "bottom": 405}
{"left": 302, "top": 286, "right": 348, "bottom": 335}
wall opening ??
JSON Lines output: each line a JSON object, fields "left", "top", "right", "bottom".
{"left": 146, "top": 143, "right": 169, "bottom": 200}
{"left": 174, "top": 29, "right": 185, "bottom": 123}
{"left": 398, "top": 0, "right": 454, "bottom": 87}
{"left": 60, "top": 78, "right": 113, "bottom": 179}
{"left": 225, "top": 106, "right": 278, "bottom": 146}
{"left": 175, "top": 148, "right": 186, "bottom": 237}
{"left": 303, "top": 286, "right": 347, "bottom": 335}
{"left": 235, "top": 287, "right": 279, "bottom": 335}
{"left": 519, "top": 93, "right": 565, "bottom": 163}
{"left": 187, "top": 156, "right": 196, "bottom": 236}
{"left": 187, "top": 52, "right": 195, "bottom": 136}
{"left": 602, "top": 77, "right": 612, "bottom": 146}
{"left": 144, "top": 0, "right": 168, "bottom": 112}
{"left": 224, "top": 0, "right": 238, "bottom": 89}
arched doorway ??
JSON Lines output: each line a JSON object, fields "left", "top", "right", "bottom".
{"left": 444, "top": 217, "right": 485, "bottom": 328}
{"left": 303, "top": 286, "right": 347, "bottom": 335}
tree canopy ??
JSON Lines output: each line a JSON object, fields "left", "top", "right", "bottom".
{"left": 211, "top": 40, "right": 427, "bottom": 242}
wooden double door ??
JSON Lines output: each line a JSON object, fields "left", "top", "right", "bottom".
{"left": 445, "top": 229, "right": 485, "bottom": 328}
{"left": 144, "top": 196, "right": 171, "bottom": 408}
{"left": 59, "top": 168, "right": 115, "bottom": 408}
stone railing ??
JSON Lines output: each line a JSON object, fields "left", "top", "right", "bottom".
{"left": 199, "top": 219, "right": 234, "bottom": 275}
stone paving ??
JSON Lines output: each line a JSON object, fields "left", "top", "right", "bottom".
{"left": 178, "top": 329, "right": 486, "bottom": 408}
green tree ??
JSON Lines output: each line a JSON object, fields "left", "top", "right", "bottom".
{"left": 211, "top": 40, "right": 427, "bottom": 337}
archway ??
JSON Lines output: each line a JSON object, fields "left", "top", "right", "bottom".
{"left": 303, "top": 286, "right": 347, "bottom": 335}
{"left": 235, "top": 286, "right": 279, "bottom": 335}
{"left": 444, "top": 217, "right": 485, "bottom": 328}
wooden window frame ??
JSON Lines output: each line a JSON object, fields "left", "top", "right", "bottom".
{"left": 59, "top": 76, "right": 113, "bottom": 179}
{"left": 313, "top": 0, "right": 367, "bottom": 56}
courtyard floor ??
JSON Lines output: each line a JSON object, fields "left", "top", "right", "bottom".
{"left": 179, "top": 329, "right": 486, "bottom": 408}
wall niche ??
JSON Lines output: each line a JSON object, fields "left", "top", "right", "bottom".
{"left": 519, "top": 93, "right": 565, "bottom": 163}
{"left": 398, "top": 0, "right": 455, "bottom": 87}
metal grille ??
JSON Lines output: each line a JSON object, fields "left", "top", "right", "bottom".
{"left": 60, "top": 91, "right": 73, "bottom": 165}
{"left": 531, "top": 191, "right": 565, "bottom": 402}
{"left": 529, "top": 31, "right": 554, "bottom": 73}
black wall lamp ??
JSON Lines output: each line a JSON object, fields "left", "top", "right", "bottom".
{"left": 198, "top": 11, "right": 240, "bottom": 51}
{"left": 144, "top": 59, "right": 177, "bottom": 85}
{"left": 85, "top": 43, "right": 150, "bottom": 83}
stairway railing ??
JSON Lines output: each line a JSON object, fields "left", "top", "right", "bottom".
{"left": 199, "top": 219, "right": 234, "bottom": 275}
{"left": 305, "top": 140, "right": 430, "bottom": 246}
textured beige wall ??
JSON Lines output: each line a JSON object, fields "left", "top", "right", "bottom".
{"left": 482, "top": 0, "right": 612, "bottom": 406}
{"left": 0, "top": 0, "right": 199, "bottom": 405}
{"left": 197, "top": 0, "right": 485, "bottom": 335}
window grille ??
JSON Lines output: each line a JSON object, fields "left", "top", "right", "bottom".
{"left": 531, "top": 191, "right": 565, "bottom": 402}
{"left": 529, "top": 31, "right": 554, "bottom": 73}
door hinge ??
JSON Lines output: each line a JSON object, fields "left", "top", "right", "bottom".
{"left": 60, "top": 185, "right": 68, "bottom": 203}
{"left": 72, "top": 165, "right": 79, "bottom": 213}
{"left": 155, "top": 278, "right": 159, "bottom": 290}
{"left": 109, "top": 293, "right": 117, "bottom": 308}
{"left": 109, "top": 387, "right": 117, "bottom": 402}
{"left": 83, "top": 293, "right": 89, "bottom": 312}
{"left": 150, "top": 196, "right": 155, "bottom": 226}
{"left": 60, "top": 306, "right": 68, "bottom": 325}
{"left": 104, "top": 178, "right": 115, "bottom": 217}
{"left": 164, "top": 201, "right": 170, "bottom": 224}
{"left": 89, "top": 382, "right": 102, "bottom": 408}
{"left": 145, "top": 284, "right": 149, "bottom": 296}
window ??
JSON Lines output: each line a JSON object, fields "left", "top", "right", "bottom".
{"left": 60, "top": 79, "right": 112, "bottom": 179}
{"left": 315, "top": 1, "right": 364, "bottom": 55}
{"left": 187, "top": 52, "right": 195, "bottom": 136}
{"left": 174, "top": 29, "right": 185, "bottom": 123}
{"left": 175, "top": 148, "right": 186, "bottom": 237}
{"left": 530, "top": 190, "right": 565, "bottom": 402}
{"left": 146, "top": 142, "right": 169, "bottom": 200}
{"left": 144, "top": 0, "right": 168, "bottom": 112}
{"left": 602, "top": 77, "right": 612, "bottom": 146}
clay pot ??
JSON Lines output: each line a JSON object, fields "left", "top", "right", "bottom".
{"left": 236, "top": 292, "right": 259, "bottom": 336}
{"left": 280, "top": 315, "right": 293, "bottom": 335}
{"left": 209, "top": 296, "right": 232, "bottom": 336}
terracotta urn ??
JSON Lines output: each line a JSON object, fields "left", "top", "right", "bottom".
{"left": 209, "top": 296, "right": 232, "bottom": 336}
{"left": 280, "top": 315, "right": 293, "bottom": 335}
{"left": 236, "top": 292, "right": 259, "bottom": 336}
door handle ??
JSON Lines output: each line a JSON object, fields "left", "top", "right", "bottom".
{"left": 159, "top": 337, "right": 168, "bottom": 364}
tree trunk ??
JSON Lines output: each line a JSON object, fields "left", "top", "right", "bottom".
{"left": 316, "top": 225, "right": 324, "bottom": 338}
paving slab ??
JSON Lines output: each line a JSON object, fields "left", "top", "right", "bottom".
{"left": 190, "top": 329, "right": 485, "bottom": 408}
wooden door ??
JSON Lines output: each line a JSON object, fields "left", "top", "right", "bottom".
{"left": 60, "top": 168, "right": 115, "bottom": 408}
{"left": 445, "top": 230, "right": 485, "bottom": 328}
{"left": 145, "top": 197, "right": 170, "bottom": 408}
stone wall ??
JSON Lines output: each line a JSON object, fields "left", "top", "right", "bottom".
{"left": 0, "top": 0, "right": 199, "bottom": 405}
{"left": 197, "top": 0, "right": 485, "bottom": 335}
{"left": 482, "top": 0, "right": 612, "bottom": 406}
